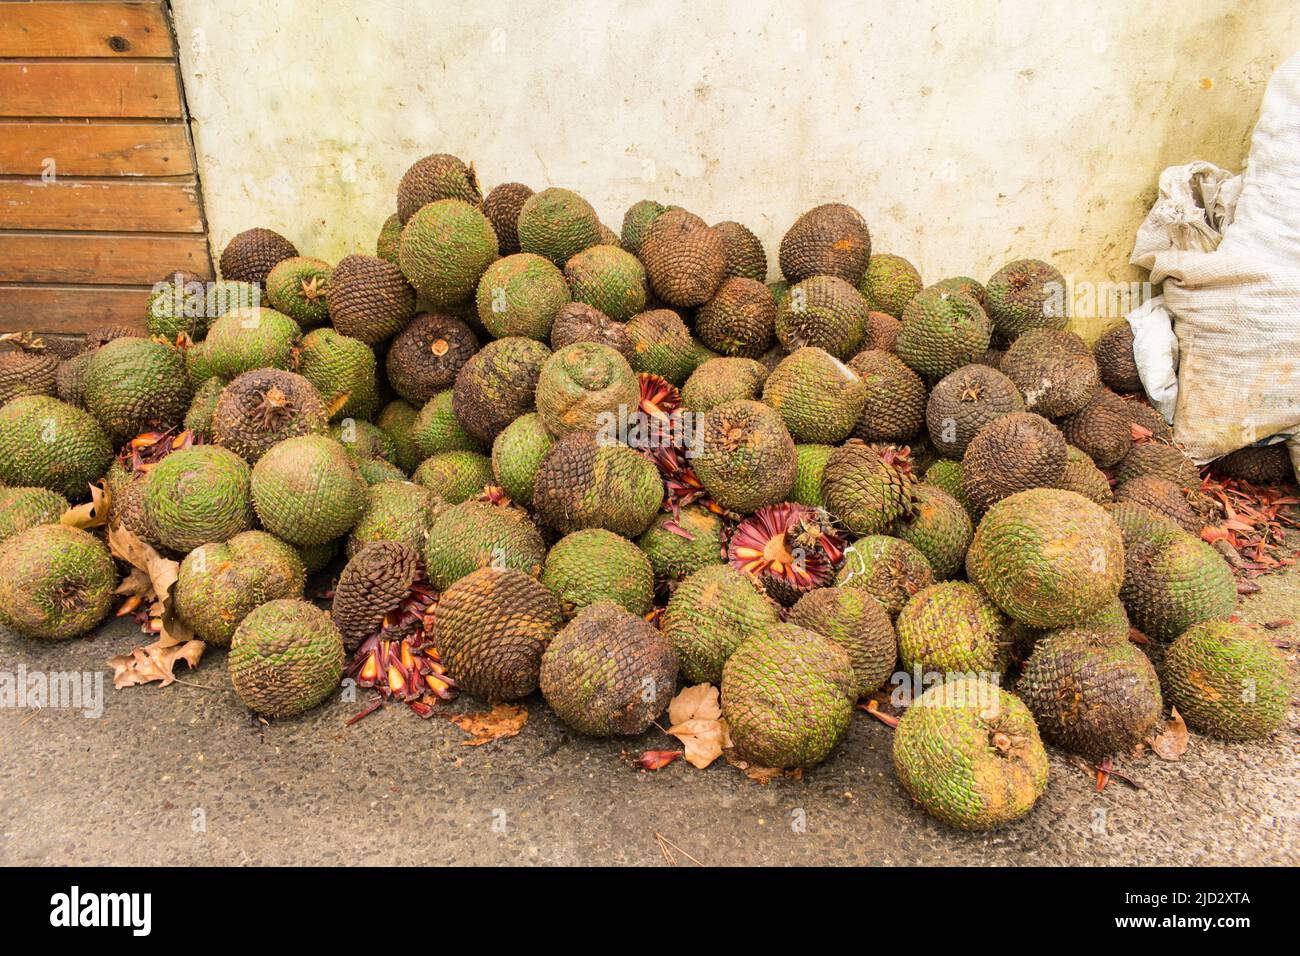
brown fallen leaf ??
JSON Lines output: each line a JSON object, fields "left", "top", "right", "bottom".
{"left": 1150, "top": 706, "right": 1189, "bottom": 761}
{"left": 60, "top": 480, "right": 111, "bottom": 529}
{"left": 445, "top": 703, "right": 528, "bottom": 746}
{"left": 636, "top": 750, "right": 683, "bottom": 771}
{"left": 723, "top": 750, "right": 802, "bottom": 784}
{"left": 664, "top": 683, "right": 730, "bottom": 768}
{"left": 666, "top": 717, "right": 731, "bottom": 769}
{"left": 108, "top": 525, "right": 180, "bottom": 616}
{"left": 105, "top": 522, "right": 191, "bottom": 642}
{"left": 108, "top": 638, "right": 205, "bottom": 689}
{"left": 104, "top": 525, "right": 198, "bottom": 686}
{"left": 667, "top": 682, "right": 721, "bottom": 725}
{"left": 1262, "top": 619, "right": 1294, "bottom": 629}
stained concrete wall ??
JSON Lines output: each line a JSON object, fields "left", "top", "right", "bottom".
{"left": 172, "top": 0, "right": 1300, "bottom": 338}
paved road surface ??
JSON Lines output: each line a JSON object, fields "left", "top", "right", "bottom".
{"left": 1, "top": 567, "right": 1295, "bottom": 866}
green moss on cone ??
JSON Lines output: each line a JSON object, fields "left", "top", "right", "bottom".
{"left": 541, "top": 529, "right": 654, "bottom": 618}
{"left": 788, "top": 587, "right": 897, "bottom": 698}
{"left": 413, "top": 450, "right": 493, "bottom": 504}
{"left": 532, "top": 431, "right": 663, "bottom": 538}
{"left": 0, "top": 396, "right": 112, "bottom": 501}
{"left": 432, "top": 566, "right": 563, "bottom": 700}
{"left": 893, "top": 482, "right": 973, "bottom": 580}
{"left": 893, "top": 678, "right": 1048, "bottom": 830}
{"left": 422, "top": 500, "right": 546, "bottom": 591}
{"left": 762, "top": 347, "right": 866, "bottom": 444}
{"left": 834, "top": 534, "right": 934, "bottom": 618}
{"left": 83, "top": 337, "right": 192, "bottom": 442}
{"left": 967, "top": 488, "right": 1123, "bottom": 629}
{"left": 142, "top": 445, "right": 254, "bottom": 553}
{"left": 1163, "top": 621, "right": 1288, "bottom": 740}
{"left": 692, "top": 400, "right": 796, "bottom": 514}
{"left": 661, "top": 564, "right": 781, "bottom": 685}
{"left": 540, "top": 601, "right": 677, "bottom": 736}
{"left": 636, "top": 506, "right": 725, "bottom": 582}
{"left": 475, "top": 253, "right": 571, "bottom": 340}
{"left": 399, "top": 199, "right": 499, "bottom": 307}
{"left": 535, "top": 343, "right": 639, "bottom": 437}
{"left": 250, "top": 435, "right": 366, "bottom": 546}
{"left": 722, "top": 624, "right": 856, "bottom": 769}
{"left": 896, "top": 581, "right": 1009, "bottom": 677}
{"left": 228, "top": 599, "right": 344, "bottom": 718}
{"left": 1120, "top": 528, "right": 1236, "bottom": 642}
{"left": 0, "top": 524, "right": 116, "bottom": 640}
{"left": 1017, "top": 629, "right": 1162, "bottom": 759}
{"left": 176, "top": 531, "right": 306, "bottom": 646}
{"left": 0, "top": 487, "right": 69, "bottom": 543}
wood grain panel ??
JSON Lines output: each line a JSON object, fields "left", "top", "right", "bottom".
{"left": 0, "top": 62, "right": 181, "bottom": 118}
{"left": 0, "top": 233, "right": 213, "bottom": 284}
{"left": 0, "top": 284, "right": 151, "bottom": 334}
{"left": 0, "top": 179, "right": 204, "bottom": 231}
{"left": 0, "top": 121, "right": 194, "bottom": 175}
{"left": 0, "top": 2, "right": 173, "bottom": 58}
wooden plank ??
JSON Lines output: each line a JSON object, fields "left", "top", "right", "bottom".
{"left": 0, "top": 234, "right": 212, "bottom": 284}
{"left": 0, "top": 121, "right": 194, "bottom": 176}
{"left": 0, "top": 2, "right": 173, "bottom": 58}
{"left": 0, "top": 285, "right": 150, "bottom": 334}
{"left": 0, "top": 62, "right": 181, "bottom": 118}
{"left": 0, "top": 179, "right": 204, "bottom": 232}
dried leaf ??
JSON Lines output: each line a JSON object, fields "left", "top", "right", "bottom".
{"left": 104, "top": 525, "right": 195, "bottom": 682}
{"left": 1151, "top": 706, "right": 1189, "bottom": 761}
{"left": 1262, "top": 619, "right": 1293, "bottom": 629}
{"left": 60, "top": 481, "right": 111, "bottom": 529}
{"left": 636, "top": 750, "right": 683, "bottom": 771}
{"left": 722, "top": 751, "right": 791, "bottom": 784}
{"left": 667, "top": 682, "right": 721, "bottom": 725}
{"left": 663, "top": 683, "right": 730, "bottom": 768}
{"left": 665, "top": 717, "right": 731, "bottom": 769}
{"left": 157, "top": 599, "right": 194, "bottom": 646}
{"left": 106, "top": 525, "right": 179, "bottom": 608}
{"left": 114, "top": 567, "right": 153, "bottom": 602}
{"left": 107, "top": 638, "right": 205, "bottom": 689}
{"left": 445, "top": 703, "right": 528, "bottom": 746}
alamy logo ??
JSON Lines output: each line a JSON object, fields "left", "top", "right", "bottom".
{"left": 49, "top": 886, "right": 151, "bottom": 936}
{"left": 0, "top": 665, "right": 103, "bottom": 718}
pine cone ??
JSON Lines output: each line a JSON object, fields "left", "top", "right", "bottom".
{"left": 331, "top": 541, "right": 423, "bottom": 651}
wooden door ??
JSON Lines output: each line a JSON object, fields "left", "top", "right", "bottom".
{"left": 0, "top": 1, "right": 211, "bottom": 337}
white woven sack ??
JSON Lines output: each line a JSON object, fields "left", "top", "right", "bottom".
{"left": 1132, "top": 53, "right": 1300, "bottom": 475}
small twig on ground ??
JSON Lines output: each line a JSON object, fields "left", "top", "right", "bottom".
{"left": 170, "top": 678, "right": 215, "bottom": 691}
{"left": 654, "top": 831, "right": 703, "bottom": 866}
